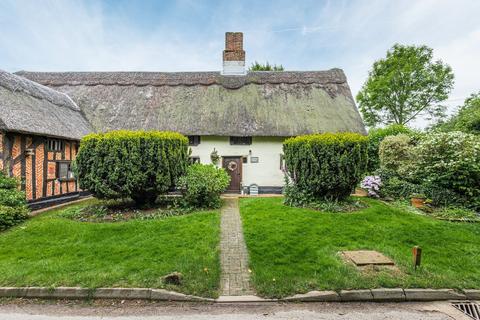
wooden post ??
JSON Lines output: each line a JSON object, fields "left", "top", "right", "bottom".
{"left": 413, "top": 246, "right": 422, "bottom": 270}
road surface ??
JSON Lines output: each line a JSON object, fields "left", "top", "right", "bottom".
{"left": 0, "top": 299, "right": 472, "bottom": 320}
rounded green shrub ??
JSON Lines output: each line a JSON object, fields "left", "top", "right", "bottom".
{"left": 283, "top": 132, "right": 368, "bottom": 201}
{"left": 367, "top": 124, "right": 417, "bottom": 172}
{"left": 177, "top": 164, "right": 230, "bottom": 209}
{"left": 75, "top": 130, "right": 189, "bottom": 206}
{"left": 0, "top": 205, "right": 29, "bottom": 231}
{"left": 379, "top": 134, "right": 412, "bottom": 172}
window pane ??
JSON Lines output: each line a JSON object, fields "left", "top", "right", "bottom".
{"left": 230, "top": 136, "right": 252, "bottom": 145}
{"left": 188, "top": 136, "right": 200, "bottom": 146}
{"left": 58, "top": 163, "right": 68, "bottom": 179}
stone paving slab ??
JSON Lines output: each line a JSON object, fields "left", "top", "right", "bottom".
{"left": 283, "top": 290, "right": 340, "bottom": 302}
{"left": 342, "top": 250, "right": 394, "bottom": 266}
{"left": 371, "top": 288, "right": 406, "bottom": 301}
{"left": 219, "top": 198, "right": 254, "bottom": 296}
{"left": 463, "top": 289, "right": 480, "bottom": 300}
{"left": 340, "top": 289, "right": 374, "bottom": 301}
{"left": 404, "top": 289, "right": 466, "bottom": 301}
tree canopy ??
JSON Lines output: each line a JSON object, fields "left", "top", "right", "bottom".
{"left": 433, "top": 92, "right": 480, "bottom": 134}
{"left": 356, "top": 44, "right": 454, "bottom": 127}
{"left": 249, "top": 61, "right": 284, "bottom": 71}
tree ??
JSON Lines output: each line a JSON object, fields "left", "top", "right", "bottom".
{"left": 249, "top": 61, "right": 284, "bottom": 71}
{"left": 356, "top": 44, "right": 454, "bottom": 127}
{"left": 433, "top": 92, "right": 480, "bottom": 134}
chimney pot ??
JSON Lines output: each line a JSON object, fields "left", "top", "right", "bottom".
{"left": 222, "top": 32, "right": 246, "bottom": 75}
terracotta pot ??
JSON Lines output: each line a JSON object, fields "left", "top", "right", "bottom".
{"left": 354, "top": 187, "right": 368, "bottom": 197}
{"left": 411, "top": 197, "right": 426, "bottom": 208}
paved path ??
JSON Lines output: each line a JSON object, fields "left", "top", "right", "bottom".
{"left": 0, "top": 300, "right": 469, "bottom": 320}
{"left": 219, "top": 197, "right": 254, "bottom": 296}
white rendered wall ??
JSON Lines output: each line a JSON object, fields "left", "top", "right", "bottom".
{"left": 189, "top": 136, "right": 285, "bottom": 187}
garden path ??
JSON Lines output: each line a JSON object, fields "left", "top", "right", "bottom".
{"left": 219, "top": 197, "right": 254, "bottom": 296}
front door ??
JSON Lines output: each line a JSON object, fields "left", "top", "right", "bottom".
{"left": 222, "top": 156, "right": 242, "bottom": 193}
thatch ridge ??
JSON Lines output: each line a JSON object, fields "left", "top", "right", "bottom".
{"left": 16, "top": 69, "right": 347, "bottom": 90}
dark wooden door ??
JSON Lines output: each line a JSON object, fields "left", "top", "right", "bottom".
{"left": 222, "top": 157, "right": 242, "bottom": 192}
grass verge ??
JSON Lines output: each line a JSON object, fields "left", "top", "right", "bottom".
{"left": 0, "top": 200, "right": 220, "bottom": 298}
{"left": 240, "top": 197, "right": 480, "bottom": 298}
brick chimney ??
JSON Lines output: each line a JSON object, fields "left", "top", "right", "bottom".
{"left": 222, "top": 32, "right": 246, "bottom": 75}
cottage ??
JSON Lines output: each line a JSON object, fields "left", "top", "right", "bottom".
{"left": 2, "top": 32, "right": 365, "bottom": 203}
{"left": 0, "top": 70, "right": 92, "bottom": 208}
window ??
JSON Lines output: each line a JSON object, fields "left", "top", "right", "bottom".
{"left": 230, "top": 136, "right": 252, "bottom": 145}
{"left": 188, "top": 135, "right": 201, "bottom": 146}
{"left": 189, "top": 156, "right": 200, "bottom": 164}
{"left": 47, "top": 139, "right": 64, "bottom": 152}
{"left": 57, "top": 162, "right": 74, "bottom": 180}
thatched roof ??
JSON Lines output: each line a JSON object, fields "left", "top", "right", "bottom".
{"left": 16, "top": 69, "right": 366, "bottom": 136}
{"left": 0, "top": 70, "right": 92, "bottom": 140}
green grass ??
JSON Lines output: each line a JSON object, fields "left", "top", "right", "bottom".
{"left": 240, "top": 197, "right": 480, "bottom": 298}
{"left": 0, "top": 200, "right": 221, "bottom": 297}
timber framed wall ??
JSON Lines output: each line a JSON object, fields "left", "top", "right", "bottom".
{"left": 1, "top": 131, "right": 80, "bottom": 202}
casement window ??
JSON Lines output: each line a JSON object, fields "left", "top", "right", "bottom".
{"left": 188, "top": 135, "right": 201, "bottom": 146}
{"left": 230, "top": 136, "right": 252, "bottom": 145}
{"left": 47, "top": 139, "right": 64, "bottom": 152}
{"left": 57, "top": 161, "right": 75, "bottom": 180}
{"left": 189, "top": 156, "right": 200, "bottom": 164}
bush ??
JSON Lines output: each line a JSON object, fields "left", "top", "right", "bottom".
{"left": 376, "top": 169, "right": 423, "bottom": 198}
{"left": 0, "top": 172, "right": 29, "bottom": 230}
{"left": 75, "top": 130, "right": 189, "bottom": 206}
{"left": 407, "top": 132, "right": 480, "bottom": 210}
{"left": 431, "top": 207, "right": 479, "bottom": 220}
{"left": 177, "top": 164, "right": 230, "bottom": 209}
{"left": 283, "top": 132, "right": 368, "bottom": 201}
{"left": 367, "top": 124, "right": 416, "bottom": 172}
{"left": 0, "top": 205, "right": 29, "bottom": 231}
{"left": 379, "top": 134, "right": 412, "bottom": 172}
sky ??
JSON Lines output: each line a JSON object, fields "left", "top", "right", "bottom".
{"left": 1, "top": 0, "right": 479, "bottom": 128}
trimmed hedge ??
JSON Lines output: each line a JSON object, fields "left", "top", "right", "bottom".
{"left": 0, "top": 172, "right": 29, "bottom": 230}
{"left": 283, "top": 132, "right": 368, "bottom": 200}
{"left": 75, "top": 130, "right": 189, "bottom": 206}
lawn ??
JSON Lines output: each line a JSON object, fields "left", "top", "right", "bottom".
{"left": 0, "top": 200, "right": 221, "bottom": 298}
{"left": 240, "top": 197, "right": 480, "bottom": 298}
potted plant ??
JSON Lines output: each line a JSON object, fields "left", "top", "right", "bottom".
{"left": 410, "top": 193, "right": 426, "bottom": 208}
{"left": 210, "top": 148, "right": 220, "bottom": 165}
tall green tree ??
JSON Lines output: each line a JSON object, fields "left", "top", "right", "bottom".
{"left": 433, "top": 92, "right": 480, "bottom": 134}
{"left": 249, "top": 61, "right": 284, "bottom": 71}
{"left": 357, "top": 44, "right": 454, "bottom": 127}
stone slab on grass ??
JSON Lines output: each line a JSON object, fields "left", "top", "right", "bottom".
{"left": 463, "top": 289, "right": 480, "bottom": 300}
{"left": 340, "top": 290, "right": 374, "bottom": 301}
{"left": 371, "top": 288, "right": 405, "bottom": 301}
{"left": 404, "top": 289, "right": 466, "bottom": 301}
{"left": 342, "top": 250, "right": 394, "bottom": 266}
{"left": 283, "top": 291, "right": 340, "bottom": 302}
{"left": 93, "top": 288, "right": 151, "bottom": 300}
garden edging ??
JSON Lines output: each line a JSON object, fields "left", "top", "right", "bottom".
{"left": 0, "top": 287, "right": 213, "bottom": 302}
{"left": 0, "top": 287, "right": 478, "bottom": 303}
